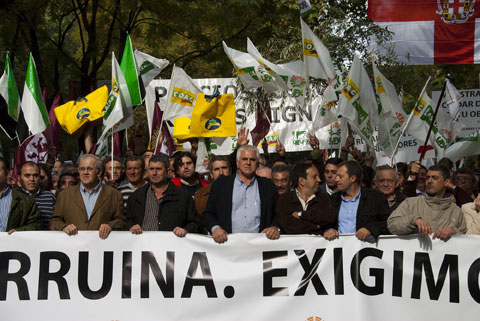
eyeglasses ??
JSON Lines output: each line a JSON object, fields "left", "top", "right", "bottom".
{"left": 78, "top": 167, "right": 95, "bottom": 172}
{"left": 377, "top": 179, "right": 395, "bottom": 184}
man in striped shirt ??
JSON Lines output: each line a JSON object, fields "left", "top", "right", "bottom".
{"left": 18, "top": 161, "right": 56, "bottom": 230}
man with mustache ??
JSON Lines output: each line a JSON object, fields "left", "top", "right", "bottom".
{"left": 275, "top": 163, "right": 335, "bottom": 234}
{"left": 388, "top": 165, "right": 467, "bottom": 240}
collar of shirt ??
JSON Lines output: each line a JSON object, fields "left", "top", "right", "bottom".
{"left": 295, "top": 188, "right": 316, "bottom": 211}
{"left": 341, "top": 189, "right": 361, "bottom": 202}
{"left": 235, "top": 173, "right": 257, "bottom": 187}
{"left": 80, "top": 182, "right": 102, "bottom": 195}
{"left": 326, "top": 184, "right": 334, "bottom": 195}
{"left": 180, "top": 177, "right": 199, "bottom": 187}
{"left": 21, "top": 187, "right": 40, "bottom": 196}
{"left": 0, "top": 186, "right": 11, "bottom": 199}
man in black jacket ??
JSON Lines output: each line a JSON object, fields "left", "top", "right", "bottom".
{"left": 203, "top": 145, "right": 279, "bottom": 243}
{"left": 276, "top": 163, "right": 335, "bottom": 235}
{"left": 126, "top": 154, "right": 201, "bottom": 236}
{"left": 323, "top": 160, "right": 390, "bottom": 241}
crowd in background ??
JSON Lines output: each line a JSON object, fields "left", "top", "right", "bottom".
{"left": 1, "top": 127, "right": 479, "bottom": 243}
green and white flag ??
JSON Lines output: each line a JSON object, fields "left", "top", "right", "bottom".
{"left": 337, "top": 55, "right": 377, "bottom": 149}
{"left": 247, "top": 38, "right": 308, "bottom": 106}
{"left": 120, "top": 34, "right": 142, "bottom": 106}
{"left": 99, "top": 53, "right": 128, "bottom": 141}
{"left": 20, "top": 53, "right": 50, "bottom": 137}
{"left": 163, "top": 65, "right": 203, "bottom": 121}
{"left": 444, "top": 129, "right": 480, "bottom": 161}
{"left": 134, "top": 50, "right": 169, "bottom": 87}
{"left": 0, "top": 52, "right": 20, "bottom": 120}
{"left": 404, "top": 87, "right": 464, "bottom": 158}
{"left": 373, "top": 63, "right": 406, "bottom": 156}
{"left": 223, "top": 41, "right": 285, "bottom": 94}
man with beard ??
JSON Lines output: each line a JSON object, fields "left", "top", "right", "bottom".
{"left": 171, "top": 152, "right": 208, "bottom": 197}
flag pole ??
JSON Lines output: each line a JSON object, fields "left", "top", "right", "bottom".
{"left": 390, "top": 76, "right": 431, "bottom": 166}
{"left": 419, "top": 75, "right": 451, "bottom": 161}
{"left": 153, "top": 111, "right": 163, "bottom": 155}
{"left": 111, "top": 129, "right": 114, "bottom": 181}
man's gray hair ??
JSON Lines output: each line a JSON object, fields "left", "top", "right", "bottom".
{"left": 236, "top": 145, "right": 259, "bottom": 161}
{"left": 78, "top": 154, "right": 103, "bottom": 173}
{"left": 374, "top": 165, "right": 398, "bottom": 182}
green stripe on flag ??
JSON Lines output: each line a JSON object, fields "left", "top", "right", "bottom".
{"left": 120, "top": 35, "right": 142, "bottom": 106}
{"left": 26, "top": 54, "right": 50, "bottom": 127}
{"left": 5, "top": 53, "right": 19, "bottom": 120}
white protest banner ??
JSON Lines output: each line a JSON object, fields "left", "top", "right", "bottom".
{"left": 432, "top": 88, "right": 480, "bottom": 137}
{"left": 350, "top": 128, "right": 436, "bottom": 165}
{"left": 146, "top": 78, "right": 339, "bottom": 154}
{"left": 2, "top": 232, "right": 480, "bottom": 321}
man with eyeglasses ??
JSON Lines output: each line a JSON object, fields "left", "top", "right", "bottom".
{"left": 271, "top": 164, "right": 291, "bottom": 195}
{"left": 451, "top": 168, "right": 478, "bottom": 206}
{"left": 374, "top": 165, "right": 406, "bottom": 211}
{"left": 50, "top": 154, "right": 125, "bottom": 239}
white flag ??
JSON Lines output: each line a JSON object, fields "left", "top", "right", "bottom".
{"left": 444, "top": 78, "right": 461, "bottom": 120}
{"left": 373, "top": 64, "right": 406, "bottom": 155}
{"left": 247, "top": 38, "right": 308, "bottom": 105}
{"left": 311, "top": 95, "right": 338, "bottom": 132}
{"left": 163, "top": 65, "right": 202, "bottom": 121}
{"left": 404, "top": 88, "right": 464, "bottom": 158}
{"left": 223, "top": 41, "right": 285, "bottom": 94}
{"left": 134, "top": 50, "right": 169, "bottom": 87}
{"left": 444, "top": 129, "right": 480, "bottom": 161}
{"left": 99, "top": 53, "right": 128, "bottom": 141}
{"left": 301, "top": 18, "right": 336, "bottom": 82}
{"left": 337, "top": 56, "right": 378, "bottom": 149}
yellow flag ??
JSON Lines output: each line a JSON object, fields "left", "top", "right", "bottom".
{"left": 173, "top": 116, "right": 195, "bottom": 140}
{"left": 189, "top": 93, "right": 236, "bottom": 137}
{"left": 54, "top": 86, "right": 108, "bottom": 137}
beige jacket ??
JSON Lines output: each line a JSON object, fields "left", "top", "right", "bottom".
{"left": 388, "top": 195, "right": 466, "bottom": 235}
{"left": 461, "top": 202, "right": 480, "bottom": 235}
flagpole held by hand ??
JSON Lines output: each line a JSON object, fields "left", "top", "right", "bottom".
{"left": 419, "top": 75, "right": 452, "bottom": 161}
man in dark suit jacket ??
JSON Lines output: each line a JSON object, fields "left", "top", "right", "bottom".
{"left": 324, "top": 160, "right": 390, "bottom": 241}
{"left": 50, "top": 154, "right": 125, "bottom": 239}
{"left": 203, "top": 145, "right": 279, "bottom": 243}
{"left": 126, "top": 154, "right": 201, "bottom": 236}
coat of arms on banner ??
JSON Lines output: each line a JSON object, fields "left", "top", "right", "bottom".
{"left": 437, "top": 0, "right": 475, "bottom": 24}
{"left": 25, "top": 133, "right": 48, "bottom": 163}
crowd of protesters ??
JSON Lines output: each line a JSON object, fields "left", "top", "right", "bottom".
{"left": 1, "top": 127, "right": 479, "bottom": 242}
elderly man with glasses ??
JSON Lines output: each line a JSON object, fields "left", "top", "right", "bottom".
{"left": 50, "top": 154, "right": 126, "bottom": 239}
